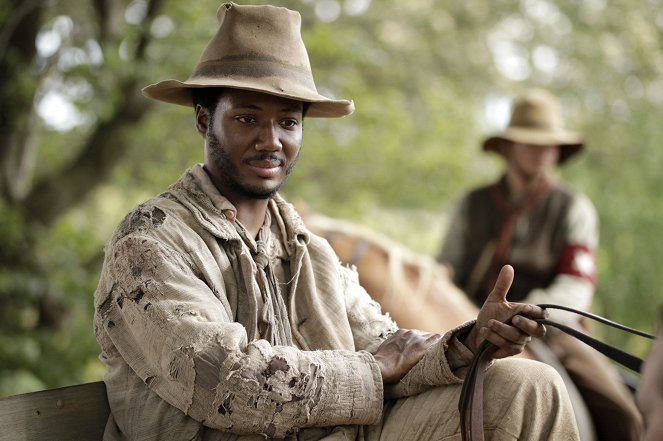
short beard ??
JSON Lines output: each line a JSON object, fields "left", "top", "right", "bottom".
{"left": 511, "top": 161, "right": 546, "bottom": 184}
{"left": 206, "top": 130, "right": 298, "bottom": 200}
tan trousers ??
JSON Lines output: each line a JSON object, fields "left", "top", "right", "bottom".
{"left": 361, "top": 358, "right": 579, "bottom": 441}
{"left": 546, "top": 329, "right": 643, "bottom": 441}
{"left": 199, "top": 358, "right": 579, "bottom": 440}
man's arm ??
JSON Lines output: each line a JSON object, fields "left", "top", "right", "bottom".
{"left": 524, "top": 193, "right": 598, "bottom": 327}
{"left": 96, "top": 234, "right": 384, "bottom": 438}
{"left": 374, "top": 265, "right": 547, "bottom": 398}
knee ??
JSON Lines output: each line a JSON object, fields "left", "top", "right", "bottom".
{"left": 480, "top": 358, "right": 579, "bottom": 439}
{"left": 484, "top": 358, "right": 578, "bottom": 434}
{"left": 489, "top": 357, "right": 562, "bottom": 383}
{"left": 489, "top": 357, "right": 560, "bottom": 380}
{"left": 485, "top": 358, "right": 570, "bottom": 408}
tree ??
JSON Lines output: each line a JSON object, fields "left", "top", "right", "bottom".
{"left": 0, "top": 0, "right": 167, "bottom": 394}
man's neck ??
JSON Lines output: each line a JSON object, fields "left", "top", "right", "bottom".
{"left": 505, "top": 169, "right": 550, "bottom": 202}
{"left": 234, "top": 199, "right": 270, "bottom": 239}
{"left": 201, "top": 165, "right": 271, "bottom": 239}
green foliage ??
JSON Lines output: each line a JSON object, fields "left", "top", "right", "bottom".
{"left": 2, "top": 0, "right": 663, "bottom": 397}
{"left": 0, "top": 201, "right": 101, "bottom": 394}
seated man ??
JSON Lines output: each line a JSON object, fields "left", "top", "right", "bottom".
{"left": 93, "top": 3, "right": 580, "bottom": 440}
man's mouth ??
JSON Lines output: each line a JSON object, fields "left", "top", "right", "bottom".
{"left": 246, "top": 155, "right": 284, "bottom": 178}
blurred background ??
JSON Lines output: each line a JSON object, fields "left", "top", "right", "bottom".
{"left": 1, "top": 0, "right": 661, "bottom": 396}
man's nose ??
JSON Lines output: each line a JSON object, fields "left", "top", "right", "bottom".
{"left": 255, "top": 123, "right": 283, "bottom": 151}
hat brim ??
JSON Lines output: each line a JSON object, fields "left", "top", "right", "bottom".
{"left": 142, "top": 78, "right": 354, "bottom": 118}
{"left": 483, "top": 127, "right": 585, "bottom": 164}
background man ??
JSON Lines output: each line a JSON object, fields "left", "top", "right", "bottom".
{"left": 94, "top": 4, "right": 579, "bottom": 440}
{"left": 438, "top": 88, "right": 641, "bottom": 441}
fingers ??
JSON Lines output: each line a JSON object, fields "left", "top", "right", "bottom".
{"left": 374, "top": 329, "right": 443, "bottom": 383}
{"left": 480, "top": 328, "right": 529, "bottom": 358}
{"left": 516, "top": 303, "right": 549, "bottom": 320}
{"left": 512, "top": 314, "right": 547, "bottom": 338}
{"left": 480, "top": 315, "right": 546, "bottom": 358}
{"left": 425, "top": 332, "right": 444, "bottom": 345}
{"left": 482, "top": 319, "right": 532, "bottom": 345}
{"left": 473, "top": 265, "right": 550, "bottom": 358}
{"left": 485, "top": 265, "right": 514, "bottom": 303}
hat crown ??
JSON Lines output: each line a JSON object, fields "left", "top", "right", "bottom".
{"left": 481, "top": 88, "right": 585, "bottom": 163}
{"left": 191, "top": 3, "right": 316, "bottom": 91}
{"left": 141, "top": 2, "right": 354, "bottom": 118}
{"left": 508, "top": 89, "right": 565, "bottom": 131}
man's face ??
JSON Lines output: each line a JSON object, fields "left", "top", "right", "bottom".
{"left": 506, "top": 142, "right": 559, "bottom": 181}
{"left": 201, "top": 89, "right": 304, "bottom": 203}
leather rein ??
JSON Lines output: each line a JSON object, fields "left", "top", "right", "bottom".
{"left": 458, "top": 304, "right": 656, "bottom": 441}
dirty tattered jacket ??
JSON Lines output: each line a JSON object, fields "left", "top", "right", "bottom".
{"left": 94, "top": 166, "right": 473, "bottom": 440}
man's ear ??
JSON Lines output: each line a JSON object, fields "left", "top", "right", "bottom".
{"left": 195, "top": 104, "right": 209, "bottom": 136}
{"left": 497, "top": 140, "right": 513, "bottom": 158}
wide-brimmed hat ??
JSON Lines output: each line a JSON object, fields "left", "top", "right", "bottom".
{"left": 482, "top": 89, "right": 585, "bottom": 164}
{"left": 142, "top": 2, "right": 354, "bottom": 118}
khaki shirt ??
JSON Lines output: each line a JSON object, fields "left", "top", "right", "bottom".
{"left": 439, "top": 177, "right": 598, "bottom": 327}
{"left": 94, "top": 165, "right": 473, "bottom": 440}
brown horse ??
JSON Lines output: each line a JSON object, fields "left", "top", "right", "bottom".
{"left": 303, "top": 211, "right": 596, "bottom": 441}
{"left": 305, "top": 213, "right": 477, "bottom": 332}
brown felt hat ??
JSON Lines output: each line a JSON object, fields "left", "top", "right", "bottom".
{"left": 483, "top": 89, "right": 585, "bottom": 164}
{"left": 142, "top": 2, "right": 354, "bottom": 118}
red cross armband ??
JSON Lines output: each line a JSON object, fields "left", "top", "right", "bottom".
{"left": 557, "top": 243, "right": 597, "bottom": 285}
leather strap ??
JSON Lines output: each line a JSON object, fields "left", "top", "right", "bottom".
{"left": 459, "top": 340, "right": 497, "bottom": 441}
{"left": 459, "top": 304, "right": 655, "bottom": 441}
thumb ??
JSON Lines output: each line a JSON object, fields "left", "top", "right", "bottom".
{"left": 486, "top": 265, "right": 514, "bottom": 303}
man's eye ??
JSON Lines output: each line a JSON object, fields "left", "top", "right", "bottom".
{"left": 237, "top": 116, "right": 254, "bottom": 123}
{"left": 281, "top": 119, "right": 299, "bottom": 128}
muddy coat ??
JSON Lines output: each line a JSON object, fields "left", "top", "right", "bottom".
{"left": 93, "top": 165, "right": 475, "bottom": 440}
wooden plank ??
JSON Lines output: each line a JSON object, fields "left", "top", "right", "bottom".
{"left": 0, "top": 381, "right": 110, "bottom": 441}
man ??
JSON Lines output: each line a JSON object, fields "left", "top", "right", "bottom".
{"left": 637, "top": 306, "right": 663, "bottom": 441}
{"left": 94, "top": 4, "right": 579, "bottom": 440}
{"left": 438, "top": 88, "right": 642, "bottom": 440}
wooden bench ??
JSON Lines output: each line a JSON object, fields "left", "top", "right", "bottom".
{"left": 0, "top": 381, "right": 109, "bottom": 441}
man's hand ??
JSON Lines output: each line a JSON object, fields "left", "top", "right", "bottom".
{"left": 373, "top": 329, "right": 442, "bottom": 383}
{"left": 463, "top": 265, "right": 547, "bottom": 358}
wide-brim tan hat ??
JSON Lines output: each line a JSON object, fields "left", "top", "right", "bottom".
{"left": 483, "top": 88, "right": 585, "bottom": 164}
{"left": 142, "top": 2, "right": 354, "bottom": 118}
